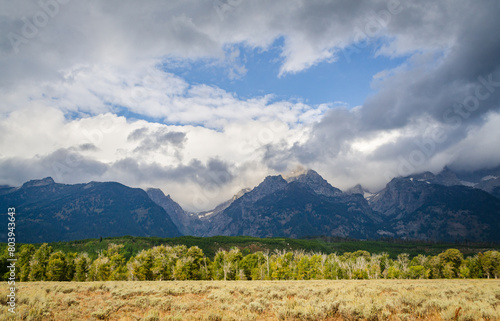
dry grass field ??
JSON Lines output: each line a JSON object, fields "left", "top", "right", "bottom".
{"left": 1, "top": 280, "right": 499, "bottom": 321}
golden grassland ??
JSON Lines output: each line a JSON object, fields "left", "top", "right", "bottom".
{"left": 1, "top": 280, "right": 499, "bottom": 321}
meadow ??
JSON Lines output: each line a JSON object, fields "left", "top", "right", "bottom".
{"left": 1, "top": 280, "right": 499, "bottom": 321}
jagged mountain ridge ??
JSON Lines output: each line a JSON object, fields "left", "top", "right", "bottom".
{"left": 146, "top": 188, "right": 207, "bottom": 236}
{"left": 3, "top": 165, "right": 500, "bottom": 243}
{"left": 205, "top": 181, "right": 380, "bottom": 238}
{"left": 0, "top": 178, "right": 181, "bottom": 243}
{"left": 285, "top": 169, "right": 342, "bottom": 197}
{"left": 369, "top": 176, "right": 500, "bottom": 241}
{"left": 346, "top": 166, "right": 500, "bottom": 200}
{"left": 178, "top": 170, "right": 382, "bottom": 239}
{"left": 422, "top": 166, "right": 500, "bottom": 195}
{"left": 151, "top": 167, "right": 500, "bottom": 241}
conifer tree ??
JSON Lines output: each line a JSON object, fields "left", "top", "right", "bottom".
{"left": 29, "top": 243, "right": 52, "bottom": 281}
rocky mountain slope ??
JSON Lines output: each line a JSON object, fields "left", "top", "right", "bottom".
{"left": 146, "top": 188, "right": 205, "bottom": 236}
{"left": 165, "top": 167, "right": 500, "bottom": 242}
{"left": 3, "top": 165, "right": 500, "bottom": 243}
{"left": 0, "top": 178, "right": 181, "bottom": 243}
{"left": 432, "top": 166, "right": 500, "bottom": 197}
{"left": 195, "top": 170, "right": 382, "bottom": 239}
{"left": 369, "top": 175, "right": 500, "bottom": 242}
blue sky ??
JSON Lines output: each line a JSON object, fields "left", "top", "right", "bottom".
{"left": 162, "top": 38, "right": 407, "bottom": 108}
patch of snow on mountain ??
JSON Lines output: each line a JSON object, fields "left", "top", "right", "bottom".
{"left": 460, "top": 180, "right": 476, "bottom": 187}
{"left": 363, "top": 191, "right": 374, "bottom": 200}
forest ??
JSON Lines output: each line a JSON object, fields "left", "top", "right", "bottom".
{"left": 3, "top": 242, "right": 500, "bottom": 282}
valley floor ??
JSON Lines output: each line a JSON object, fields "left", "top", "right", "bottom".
{"left": 1, "top": 280, "right": 499, "bottom": 320}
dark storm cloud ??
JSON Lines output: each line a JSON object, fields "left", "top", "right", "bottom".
{"left": 108, "top": 157, "right": 234, "bottom": 187}
{"left": 0, "top": 149, "right": 108, "bottom": 186}
{"left": 358, "top": 0, "right": 500, "bottom": 131}
{"left": 281, "top": 0, "right": 500, "bottom": 176}
{"left": 0, "top": 149, "right": 234, "bottom": 193}
{"left": 127, "top": 127, "right": 187, "bottom": 153}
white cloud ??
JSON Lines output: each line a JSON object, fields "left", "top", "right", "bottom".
{"left": 0, "top": 60, "right": 328, "bottom": 130}
{"left": 0, "top": 0, "right": 466, "bottom": 85}
{"left": 0, "top": 105, "right": 311, "bottom": 211}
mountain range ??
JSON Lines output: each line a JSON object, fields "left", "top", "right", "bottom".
{"left": 1, "top": 166, "right": 499, "bottom": 243}
{"left": 0, "top": 178, "right": 180, "bottom": 243}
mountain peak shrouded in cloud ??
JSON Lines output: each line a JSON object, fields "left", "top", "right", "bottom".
{"left": 285, "top": 168, "right": 343, "bottom": 197}
{"left": 1, "top": 1, "right": 500, "bottom": 211}
{"left": 282, "top": 165, "right": 310, "bottom": 180}
{"left": 22, "top": 177, "right": 56, "bottom": 188}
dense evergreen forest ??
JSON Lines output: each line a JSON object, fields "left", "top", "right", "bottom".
{"left": 1, "top": 237, "right": 499, "bottom": 281}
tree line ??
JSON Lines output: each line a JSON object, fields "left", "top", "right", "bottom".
{"left": 1, "top": 243, "right": 499, "bottom": 281}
